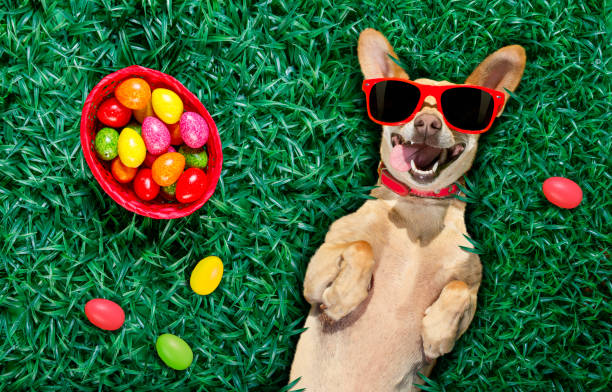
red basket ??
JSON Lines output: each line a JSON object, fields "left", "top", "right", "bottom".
{"left": 80, "top": 65, "right": 222, "bottom": 219}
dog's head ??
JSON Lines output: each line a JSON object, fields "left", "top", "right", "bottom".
{"left": 358, "top": 29, "right": 526, "bottom": 192}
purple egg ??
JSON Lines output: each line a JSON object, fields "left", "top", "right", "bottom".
{"left": 142, "top": 117, "right": 171, "bottom": 154}
{"left": 180, "top": 112, "right": 209, "bottom": 148}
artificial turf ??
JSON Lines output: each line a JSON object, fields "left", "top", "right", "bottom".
{"left": 0, "top": 0, "right": 610, "bottom": 391}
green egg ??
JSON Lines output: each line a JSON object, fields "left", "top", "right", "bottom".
{"left": 179, "top": 145, "right": 208, "bottom": 169}
{"left": 161, "top": 182, "right": 177, "bottom": 199}
{"left": 94, "top": 127, "right": 119, "bottom": 160}
{"left": 156, "top": 333, "right": 193, "bottom": 370}
{"left": 127, "top": 122, "right": 142, "bottom": 135}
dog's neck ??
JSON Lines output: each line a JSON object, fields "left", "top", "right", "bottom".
{"left": 377, "top": 162, "right": 464, "bottom": 200}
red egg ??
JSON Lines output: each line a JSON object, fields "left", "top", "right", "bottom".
{"left": 85, "top": 299, "right": 125, "bottom": 331}
{"left": 542, "top": 177, "right": 583, "bottom": 209}
{"left": 97, "top": 97, "right": 132, "bottom": 128}
{"left": 176, "top": 168, "right": 207, "bottom": 203}
{"left": 133, "top": 168, "right": 160, "bottom": 201}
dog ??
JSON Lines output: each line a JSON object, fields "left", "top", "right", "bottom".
{"left": 289, "top": 28, "right": 526, "bottom": 391}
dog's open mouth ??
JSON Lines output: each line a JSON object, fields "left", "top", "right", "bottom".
{"left": 390, "top": 133, "right": 465, "bottom": 183}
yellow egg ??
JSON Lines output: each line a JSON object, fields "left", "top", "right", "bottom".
{"left": 190, "top": 256, "right": 223, "bottom": 295}
{"left": 151, "top": 88, "right": 183, "bottom": 124}
{"left": 117, "top": 127, "right": 146, "bottom": 168}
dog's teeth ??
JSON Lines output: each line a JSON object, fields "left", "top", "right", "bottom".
{"left": 410, "top": 159, "right": 436, "bottom": 175}
{"left": 432, "top": 161, "right": 439, "bottom": 172}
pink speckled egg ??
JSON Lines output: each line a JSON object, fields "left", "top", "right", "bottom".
{"left": 179, "top": 112, "right": 209, "bottom": 148}
{"left": 144, "top": 146, "right": 176, "bottom": 167}
{"left": 142, "top": 117, "right": 171, "bottom": 154}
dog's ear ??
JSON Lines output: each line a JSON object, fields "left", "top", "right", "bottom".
{"left": 465, "top": 45, "right": 526, "bottom": 116}
{"left": 358, "top": 28, "right": 409, "bottom": 79}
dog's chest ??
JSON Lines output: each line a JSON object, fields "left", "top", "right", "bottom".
{"left": 359, "top": 196, "right": 473, "bottom": 330}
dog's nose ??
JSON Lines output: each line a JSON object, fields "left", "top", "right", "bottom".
{"left": 414, "top": 114, "right": 442, "bottom": 139}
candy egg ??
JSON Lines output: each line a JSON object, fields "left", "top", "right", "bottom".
{"left": 97, "top": 97, "right": 132, "bottom": 128}
{"left": 156, "top": 334, "right": 193, "bottom": 370}
{"left": 94, "top": 127, "right": 119, "bottom": 161}
{"left": 134, "top": 99, "right": 154, "bottom": 123}
{"left": 133, "top": 168, "right": 160, "bottom": 201}
{"left": 542, "top": 177, "right": 583, "bottom": 209}
{"left": 142, "top": 117, "right": 171, "bottom": 154}
{"left": 127, "top": 122, "right": 142, "bottom": 135}
{"left": 111, "top": 157, "right": 138, "bottom": 183}
{"left": 151, "top": 152, "right": 185, "bottom": 187}
{"left": 115, "top": 78, "right": 151, "bottom": 110}
{"left": 161, "top": 182, "right": 177, "bottom": 200}
{"left": 152, "top": 88, "right": 183, "bottom": 124}
{"left": 168, "top": 122, "right": 183, "bottom": 145}
{"left": 179, "top": 112, "right": 209, "bottom": 148}
{"left": 118, "top": 127, "right": 146, "bottom": 168}
{"left": 190, "top": 256, "right": 223, "bottom": 295}
{"left": 176, "top": 168, "right": 207, "bottom": 203}
{"left": 145, "top": 146, "right": 176, "bottom": 167}
{"left": 144, "top": 146, "right": 175, "bottom": 168}
{"left": 84, "top": 298, "right": 125, "bottom": 331}
{"left": 179, "top": 146, "right": 208, "bottom": 169}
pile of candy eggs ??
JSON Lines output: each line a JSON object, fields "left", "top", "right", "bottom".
{"left": 93, "top": 77, "right": 210, "bottom": 203}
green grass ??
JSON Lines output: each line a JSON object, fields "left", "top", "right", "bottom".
{"left": 0, "top": 0, "right": 610, "bottom": 390}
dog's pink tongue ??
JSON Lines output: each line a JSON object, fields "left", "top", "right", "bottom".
{"left": 390, "top": 144, "right": 442, "bottom": 172}
{"left": 390, "top": 145, "right": 410, "bottom": 171}
{"left": 407, "top": 144, "right": 441, "bottom": 167}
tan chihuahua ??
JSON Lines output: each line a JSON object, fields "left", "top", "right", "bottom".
{"left": 290, "top": 29, "right": 525, "bottom": 391}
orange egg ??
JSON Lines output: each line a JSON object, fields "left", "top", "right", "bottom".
{"left": 133, "top": 99, "right": 154, "bottom": 123}
{"left": 168, "top": 122, "right": 183, "bottom": 145}
{"left": 111, "top": 157, "right": 138, "bottom": 183}
{"left": 116, "top": 78, "right": 151, "bottom": 110}
{"left": 151, "top": 152, "right": 185, "bottom": 186}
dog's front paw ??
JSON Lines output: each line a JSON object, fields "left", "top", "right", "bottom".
{"left": 320, "top": 241, "right": 374, "bottom": 321}
{"left": 421, "top": 311, "right": 457, "bottom": 360}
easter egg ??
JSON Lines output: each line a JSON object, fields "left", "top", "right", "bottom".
{"left": 94, "top": 127, "right": 119, "bottom": 161}
{"left": 142, "top": 117, "right": 171, "bottom": 154}
{"left": 115, "top": 78, "right": 151, "bottom": 110}
{"left": 144, "top": 146, "right": 175, "bottom": 168}
{"left": 179, "top": 146, "right": 208, "bottom": 169}
{"left": 156, "top": 334, "right": 193, "bottom": 370}
{"left": 118, "top": 127, "right": 146, "bottom": 168}
{"left": 97, "top": 97, "right": 132, "bottom": 128}
{"left": 179, "top": 112, "right": 209, "bottom": 148}
{"left": 190, "top": 256, "right": 223, "bottom": 295}
{"left": 161, "top": 182, "right": 177, "bottom": 200}
{"left": 152, "top": 88, "right": 183, "bottom": 124}
{"left": 84, "top": 299, "right": 125, "bottom": 331}
{"left": 111, "top": 158, "right": 138, "bottom": 183}
{"left": 134, "top": 99, "right": 154, "bottom": 123}
{"left": 143, "top": 152, "right": 158, "bottom": 168}
{"left": 542, "top": 177, "right": 583, "bottom": 209}
{"left": 127, "top": 122, "right": 142, "bottom": 135}
{"left": 168, "top": 122, "right": 183, "bottom": 145}
{"left": 151, "top": 152, "right": 185, "bottom": 187}
{"left": 133, "top": 168, "right": 160, "bottom": 201}
{"left": 176, "top": 168, "right": 207, "bottom": 203}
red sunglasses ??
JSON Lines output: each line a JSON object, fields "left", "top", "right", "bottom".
{"left": 362, "top": 78, "right": 505, "bottom": 134}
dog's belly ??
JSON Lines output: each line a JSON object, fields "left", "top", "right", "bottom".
{"left": 291, "top": 241, "right": 446, "bottom": 391}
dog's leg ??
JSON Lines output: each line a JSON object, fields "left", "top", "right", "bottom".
{"left": 303, "top": 241, "right": 375, "bottom": 321}
{"left": 421, "top": 280, "right": 478, "bottom": 360}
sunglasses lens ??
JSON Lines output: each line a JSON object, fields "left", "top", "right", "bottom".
{"left": 441, "top": 87, "right": 495, "bottom": 131}
{"left": 368, "top": 81, "right": 421, "bottom": 123}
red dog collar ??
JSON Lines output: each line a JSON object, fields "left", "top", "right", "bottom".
{"left": 378, "top": 162, "right": 461, "bottom": 198}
